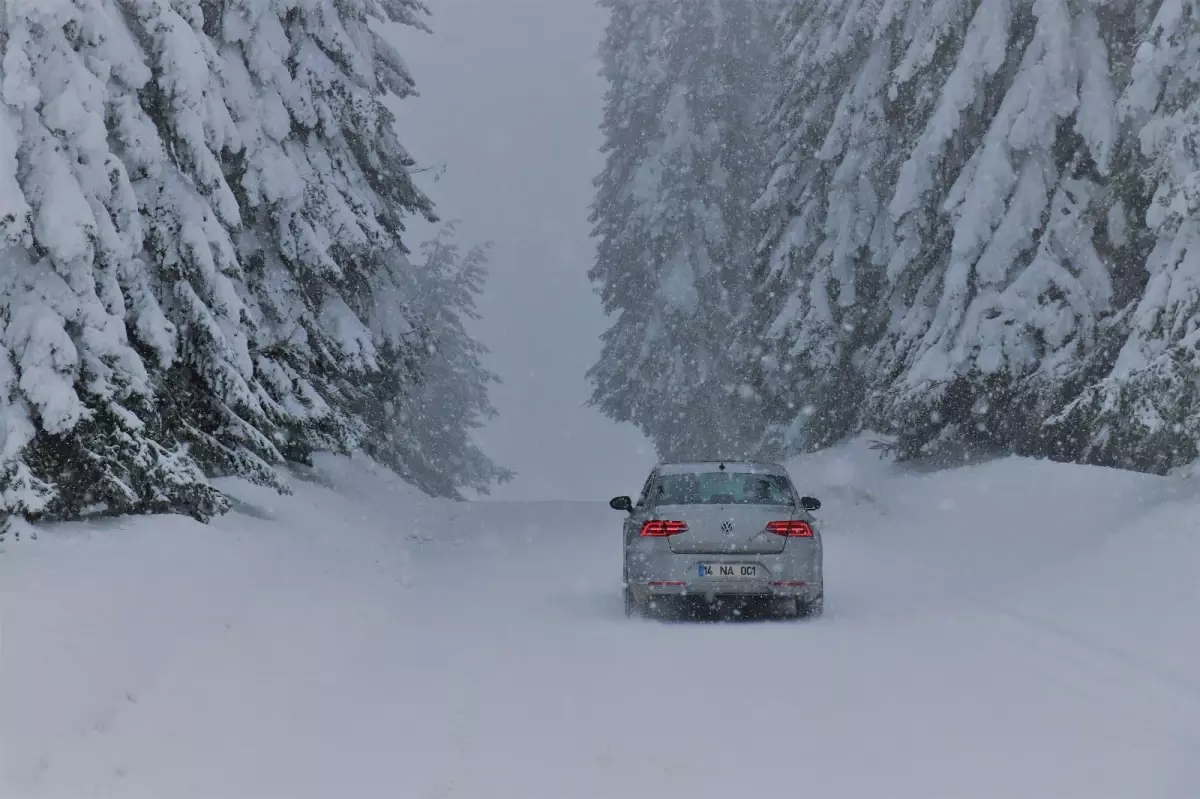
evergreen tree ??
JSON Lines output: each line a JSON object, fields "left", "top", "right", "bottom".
{"left": 875, "top": 0, "right": 1127, "bottom": 462}
{"left": 121, "top": 0, "right": 292, "bottom": 492}
{"left": 358, "top": 225, "right": 512, "bottom": 498}
{"left": 0, "top": 0, "right": 503, "bottom": 525}
{"left": 750, "top": 0, "right": 1155, "bottom": 465}
{"left": 589, "top": 0, "right": 778, "bottom": 461}
{"left": 202, "top": 0, "right": 438, "bottom": 474}
{"left": 748, "top": 0, "right": 950, "bottom": 455}
{"left": 1, "top": 0, "right": 226, "bottom": 522}
{"left": 1044, "top": 0, "right": 1200, "bottom": 473}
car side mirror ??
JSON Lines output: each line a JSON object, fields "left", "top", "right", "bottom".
{"left": 609, "top": 495, "right": 634, "bottom": 513}
{"left": 800, "top": 496, "right": 821, "bottom": 511}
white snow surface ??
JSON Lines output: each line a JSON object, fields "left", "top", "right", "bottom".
{"left": 3, "top": 440, "right": 1200, "bottom": 798}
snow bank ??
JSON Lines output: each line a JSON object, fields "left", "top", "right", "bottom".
{"left": 786, "top": 433, "right": 1179, "bottom": 595}
{"left": 789, "top": 437, "right": 1200, "bottom": 760}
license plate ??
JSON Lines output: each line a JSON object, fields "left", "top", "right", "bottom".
{"left": 697, "top": 563, "right": 760, "bottom": 579}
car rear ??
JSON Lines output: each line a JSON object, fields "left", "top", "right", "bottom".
{"left": 624, "top": 464, "right": 823, "bottom": 615}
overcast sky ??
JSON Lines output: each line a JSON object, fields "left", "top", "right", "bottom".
{"left": 388, "top": 0, "right": 654, "bottom": 501}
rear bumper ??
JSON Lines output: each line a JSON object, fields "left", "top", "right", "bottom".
{"left": 631, "top": 579, "right": 821, "bottom": 603}
{"left": 626, "top": 550, "right": 822, "bottom": 604}
{"left": 626, "top": 534, "right": 822, "bottom": 604}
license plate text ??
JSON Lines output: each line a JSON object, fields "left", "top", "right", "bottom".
{"left": 698, "top": 564, "right": 759, "bottom": 578}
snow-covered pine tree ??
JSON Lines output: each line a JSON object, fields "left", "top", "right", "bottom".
{"left": 1, "top": 0, "right": 226, "bottom": 523}
{"left": 752, "top": 0, "right": 1149, "bottom": 464}
{"left": 125, "top": 0, "right": 440, "bottom": 481}
{"left": 112, "top": 0, "right": 294, "bottom": 494}
{"left": 1044, "top": 0, "right": 1200, "bottom": 473}
{"left": 0, "top": 0, "right": 503, "bottom": 525}
{"left": 139, "top": 0, "right": 502, "bottom": 497}
{"left": 750, "top": 0, "right": 1034, "bottom": 456}
{"left": 358, "top": 224, "right": 511, "bottom": 498}
{"left": 748, "top": 0, "right": 955, "bottom": 455}
{"left": 872, "top": 0, "right": 1130, "bottom": 462}
{"left": 589, "top": 0, "right": 778, "bottom": 461}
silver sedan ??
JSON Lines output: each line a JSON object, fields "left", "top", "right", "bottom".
{"left": 611, "top": 461, "right": 823, "bottom": 619}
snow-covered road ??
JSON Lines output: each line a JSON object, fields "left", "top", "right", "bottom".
{"left": 3, "top": 445, "right": 1199, "bottom": 798}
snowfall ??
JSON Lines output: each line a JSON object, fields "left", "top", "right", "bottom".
{"left": 2, "top": 438, "right": 1199, "bottom": 798}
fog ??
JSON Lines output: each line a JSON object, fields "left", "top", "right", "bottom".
{"left": 389, "top": 0, "right": 653, "bottom": 501}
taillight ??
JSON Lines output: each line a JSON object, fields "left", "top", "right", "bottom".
{"left": 640, "top": 520, "right": 688, "bottom": 537}
{"left": 766, "top": 520, "right": 813, "bottom": 537}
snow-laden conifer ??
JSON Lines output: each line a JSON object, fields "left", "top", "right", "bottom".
{"left": 750, "top": 0, "right": 942, "bottom": 453}
{"left": 589, "top": 0, "right": 778, "bottom": 460}
{"left": 1045, "top": 0, "right": 1200, "bottom": 473}
{"left": 0, "top": 0, "right": 502, "bottom": 524}
{"left": 1, "top": 0, "right": 226, "bottom": 521}
{"left": 752, "top": 0, "right": 1147, "bottom": 464}
{"left": 873, "top": 0, "right": 1125, "bottom": 459}
{"left": 359, "top": 225, "right": 511, "bottom": 498}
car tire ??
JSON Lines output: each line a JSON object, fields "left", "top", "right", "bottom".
{"left": 797, "top": 591, "right": 824, "bottom": 619}
{"left": 624, "top": 585, "right": 638, "bottom": 617}
{"left": 774, "top": 597, "right": 801, "bottom": 619}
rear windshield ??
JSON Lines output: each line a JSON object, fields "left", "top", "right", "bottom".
{"left": 654, "top": 472, "right": 794, "bottom": 505}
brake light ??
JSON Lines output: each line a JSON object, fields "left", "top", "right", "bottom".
{"left": 766, "top": 520, "right": 813, "bottom": 537}
{"left": 640, "top": 520, "right": 688, "bottom": 537}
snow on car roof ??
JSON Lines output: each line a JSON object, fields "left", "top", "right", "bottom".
{"left": 655, "top": 461, "right": 787, "bottom": 475}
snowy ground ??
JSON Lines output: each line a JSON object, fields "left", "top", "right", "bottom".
{"left": 3, "top": 441, "right": 1200, "bottom": 798}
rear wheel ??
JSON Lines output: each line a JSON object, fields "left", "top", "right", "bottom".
{"left": 771, "top": 597, "right": 799, "bottom": 619}
{"left": 624, "top": 585, "right": 638, "bottom": 617}
{"left": 797, "top": 591, "right": 824, "bottom": 619}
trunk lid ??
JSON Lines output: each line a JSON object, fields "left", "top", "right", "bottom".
{"left": 662, "top": 504, "right": 793, "bottom": 555}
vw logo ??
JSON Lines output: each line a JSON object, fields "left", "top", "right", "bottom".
{"left": 721, "top": 520, "right": 734, "bottom": 535}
